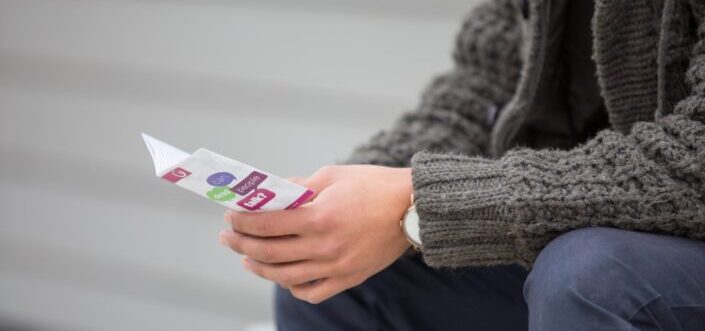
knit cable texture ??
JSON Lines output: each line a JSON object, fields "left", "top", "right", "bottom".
{"left": 346, "top": 0, "right": 521, "bottom": 167}
{"left": 413, "top": 0, "right": 705, "bottom": 268}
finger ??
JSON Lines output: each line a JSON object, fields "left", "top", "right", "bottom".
{"left": 288, "top": 166, "right": 341, "bottom": 204}
{"left": 299, "top": 167, "right": 338, "bottom": 199}
{"left": 219, "top": 230, "right": 324, "bottom": 263}
{"left": 242, "top": 257, "right": 332, "bottom": 287}
{"left": 279, "top": 167, "right": 338, "bottom": 207}
{"left": 224, "top": 206, "right": 315, "bottom": 237}
{"left": 289, "top": 277, "right": 350, "bottom": 304}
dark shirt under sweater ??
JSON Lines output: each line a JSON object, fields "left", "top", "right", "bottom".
{"left": 518, "top": 0, "right": 609, "bottom": 150}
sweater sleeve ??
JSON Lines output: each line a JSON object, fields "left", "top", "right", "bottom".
{"left": 345, "top": 0, "right": 521, "bottom": 166}
{"left": 412, "top": 10, "right": 705, "bottom": 268}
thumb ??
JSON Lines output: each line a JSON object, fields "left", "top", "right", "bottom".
{"left": 287, "top": 176, "right": 322, "bottom": 203}
{"left": 286, "top": 176, "right": 307, "bottom": 185}
{"left": 298, "top": 166, "right": 339, "bottom": 201}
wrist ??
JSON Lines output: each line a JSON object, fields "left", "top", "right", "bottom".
{"left": 399, "top": 167, "right": 413, "bottom": 201}
{"left": 397, "top": 168, "right": 421, "bottom": 249}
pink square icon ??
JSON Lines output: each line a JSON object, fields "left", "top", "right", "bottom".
{"left": 237, "top": 188, "right": 276, "bottom": 211}
{"left": 161, "top": 167, "right": 192, "bottom": 183}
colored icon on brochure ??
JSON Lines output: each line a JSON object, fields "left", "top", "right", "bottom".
{"left": 207, "top": 172, "right": 236, "bottom": 187}
{"left": 162, "top": 167, "right": 192, "bottom": 183}
{"left": 231, "top": 171, "right": 268, "bottom": 195}
{"left": 237, "top": 188, "right": 276, "bottom": 210}
{"left": 207, "top": 186, "right": 237, "bottom": 202}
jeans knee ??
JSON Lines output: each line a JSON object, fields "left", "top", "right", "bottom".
{"left": 523, "top": 227, "right": 640, "bottom": 312}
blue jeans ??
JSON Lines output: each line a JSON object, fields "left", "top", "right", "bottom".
{"left": 275, "top": 228, "right": 705, "bottom": 330}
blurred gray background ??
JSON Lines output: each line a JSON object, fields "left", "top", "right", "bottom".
{"left": 0, "top": 0, "right": 480, "bottom": 330}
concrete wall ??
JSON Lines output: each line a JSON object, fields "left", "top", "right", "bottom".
{"left": 0, "top": 0, "right": 480, "bottom": 329}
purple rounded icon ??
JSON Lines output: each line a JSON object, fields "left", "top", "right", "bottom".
{"left": 207, "top": 172, "right": 235, "bottom": 187}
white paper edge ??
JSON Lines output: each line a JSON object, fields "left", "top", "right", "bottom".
{"left": 141, "top": 133, "right": 191, "bottom": 176}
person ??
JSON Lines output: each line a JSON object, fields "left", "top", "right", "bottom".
{"left": 219, "top": 0, "right": 705, "bottom": 329}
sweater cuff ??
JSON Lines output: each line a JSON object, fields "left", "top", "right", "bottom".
{"left": 411, "top": 151, "right": 520, "bottom": 268}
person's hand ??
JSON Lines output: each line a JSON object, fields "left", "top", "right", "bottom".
{"left": 220, "top": 165, "right": 413, "bottom": 304}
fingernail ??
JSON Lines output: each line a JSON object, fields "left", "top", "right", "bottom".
{"left": 242, "top": 257, "right": 252, "bottom": 270}
{"left": 223, "top": 210, "right": 233, "bottom": 223}
{"left": 218, "top": 231, "right": 229, "bottom": 247}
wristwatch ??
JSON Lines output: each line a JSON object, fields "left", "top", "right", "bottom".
{"left": 400, "top": 195, "right": 422, "bottom": 250}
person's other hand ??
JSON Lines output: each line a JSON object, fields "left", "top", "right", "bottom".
{"left": 220, "top": 165, "right": 413, "bottom": 304}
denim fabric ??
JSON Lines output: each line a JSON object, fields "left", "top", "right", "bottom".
{"left": 275, "top": 253, "right": 528, "bottom": 331}
{"left": 525, "top": 228, "right": 705, "bottom": 331}
{"left": 276, "top": 228, "right": 705, "bottom": 330}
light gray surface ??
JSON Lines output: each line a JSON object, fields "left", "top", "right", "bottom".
{"left": 0, "top": 0, "right": 479, "bottom": 329}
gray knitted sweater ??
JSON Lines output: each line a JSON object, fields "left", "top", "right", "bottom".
{"left": 347, "top": 0, "right": 705, "bottom": 268}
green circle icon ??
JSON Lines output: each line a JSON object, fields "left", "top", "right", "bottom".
{"left": 207, "top": 187, "right": 236, "bottom": 202}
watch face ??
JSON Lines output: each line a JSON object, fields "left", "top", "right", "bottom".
{"left": 403, "top": 206, "right": 421, "bottom": 247}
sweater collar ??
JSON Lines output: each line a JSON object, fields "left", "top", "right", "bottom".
{"left": 490, "top": 0, "right": 553, "bottom": 157}
{"left": 492, "top": 0, "right": 683, "bottom": 155}
{"left": 592, "top": 0, "right": 663, "bottom": 133}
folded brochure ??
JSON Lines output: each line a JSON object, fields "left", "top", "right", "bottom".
{"left": 141, "top": 133, "right": 314, "bottom": 211}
